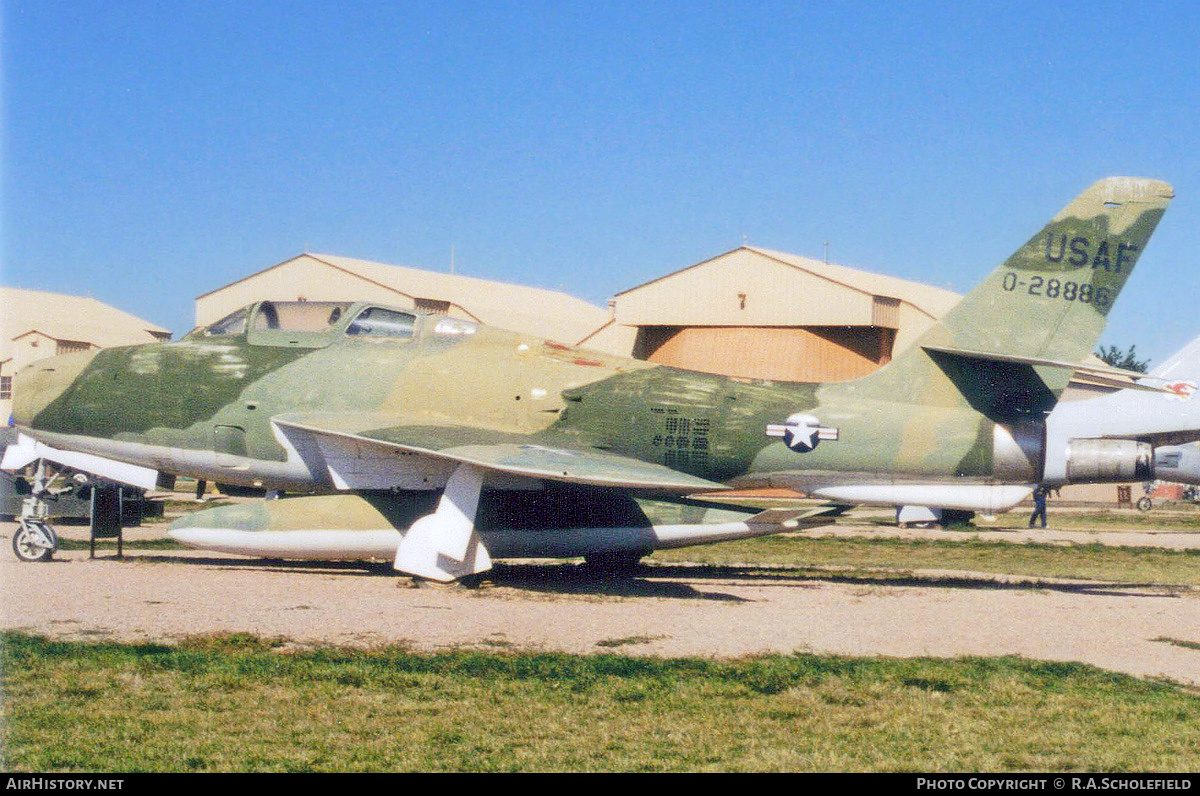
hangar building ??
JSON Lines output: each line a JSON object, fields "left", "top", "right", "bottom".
{"left": 603, "top": 246, "right": 962, "bottom": 382}
{"left": 195, "top": 253, "right": 623, "bottom": 349}
{"left": 1, "top": 287, "right": 171, "bottom": 422}
{"left": 196, "top": 248, "right": 962, "bottom": 384}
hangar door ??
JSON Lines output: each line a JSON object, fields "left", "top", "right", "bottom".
{"left": 635, "top": 326, "right": 896, "bottom": 383}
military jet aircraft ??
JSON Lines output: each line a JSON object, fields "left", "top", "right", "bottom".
{"left": 1043, "top": 333, "right": 1200, "bottom": 490}
{"left": 895, "top": 331, "right": 1200, "bottom": 526}
{"left": 3, "top": 177, "right": 1174, "bottom": 580}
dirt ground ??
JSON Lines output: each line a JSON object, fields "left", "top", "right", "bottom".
{"left": 3, "top": 518, "right": 1198, "bottom": 688}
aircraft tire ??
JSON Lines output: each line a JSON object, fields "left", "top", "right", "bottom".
{"left": 1136, "top": 496, "right": 1153, "bottom": 512}
{"left": 214, "top": 482, "right": 267, "bottom": 497}
{"left": 12, "top": 522, "right": 57, "bottom": 562}
{"left": 583, "top": 551, "right": 645, "bottom": 577}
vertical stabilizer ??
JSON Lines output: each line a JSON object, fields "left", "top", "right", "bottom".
{"left": 835, "top": 178, "right": 1174, "bottom": 419}
{"left": 1150, "top": 333, "right": 1200, "bottom": 382}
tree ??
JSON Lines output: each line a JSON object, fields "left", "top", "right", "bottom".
{"left": 1096, "top": 344, "right": 1150, "bottom": 373}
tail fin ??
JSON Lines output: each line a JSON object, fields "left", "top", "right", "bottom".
{"left": 1150, "top": 332, "right": 1200, "bottom": 381}
{"left": 835, "top": 177, "right": 1174, "bottom": 420}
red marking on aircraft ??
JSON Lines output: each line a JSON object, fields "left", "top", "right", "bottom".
{"left": 1165, "top": 381, "right": 1196, "bottom": 399}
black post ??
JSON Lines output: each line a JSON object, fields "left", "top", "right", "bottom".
{"left": 89, "top": 484, "right": 123, "bottom": 559}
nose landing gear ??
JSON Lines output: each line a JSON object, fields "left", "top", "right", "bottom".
{"left": 12, "top": 510, "right": 58, "bottom": 562}
{"left": 10, "top": 460, "right": 62, "bottom": 562}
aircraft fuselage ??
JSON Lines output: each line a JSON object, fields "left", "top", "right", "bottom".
{"left": 12, "top": 300, "right": 1020, "bottom": 497}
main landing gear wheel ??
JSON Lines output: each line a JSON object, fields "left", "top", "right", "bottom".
{"left": 12, "top": 521, "right": 59, "bottom": 562}
{"left": 583, "top": 551, "right": 646, "bottom": 577}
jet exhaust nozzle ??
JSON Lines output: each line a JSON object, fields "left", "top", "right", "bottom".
{"left": 1153, "top": 445, "right": 1200, "bottom": 486}
{"left": 1064, "top": 439, "right": 1154, "bottom": 484}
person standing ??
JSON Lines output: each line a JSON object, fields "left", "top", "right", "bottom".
{"left": 1029, "top": 485, "right": 1049, "bottom": 528}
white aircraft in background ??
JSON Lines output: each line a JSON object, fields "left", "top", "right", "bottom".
{"left": 1043, "top": 335, "right": 1200, "bottom": 492}
{"left": 898, "top": 333, "right": 1200, "bottom": 525}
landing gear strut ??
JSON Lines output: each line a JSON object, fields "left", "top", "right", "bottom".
{"left": 583, "top": 551, "right": 646, "bottom": 577}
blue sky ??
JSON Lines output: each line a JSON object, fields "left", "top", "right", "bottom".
{"left": 4, "top": 1, "right": 1198, "bottom": 365}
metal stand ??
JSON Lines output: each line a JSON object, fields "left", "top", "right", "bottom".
{"left": 89, "top": 483, "right": 124, "bottom": 559}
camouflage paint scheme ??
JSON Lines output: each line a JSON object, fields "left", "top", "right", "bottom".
{"left": 4, "top": 178, "right": 1175, "bottom": 578}
{"left": 13, "top": 178, "right": 1172, "bottom": 491}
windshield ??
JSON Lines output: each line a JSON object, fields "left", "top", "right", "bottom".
{"left": 345, "top": 307, "right": 417, "bottom": 339}
{"left": 200, "top": 307, "right": 249, "bottom": 337}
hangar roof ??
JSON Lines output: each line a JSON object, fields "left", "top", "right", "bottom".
{"left": 614, "top": 246, "right": 961, "bottom": 328}
{"left": 742, "top": 247, "right": 961, "bottom": 317}
{"left": 1, "top": 287, "right": 171, "bottom": 364}
{"left": 196, "top": 253, "right": 612, "bottom": 345}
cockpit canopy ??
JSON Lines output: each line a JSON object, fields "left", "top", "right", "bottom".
{"left": 190, "top": 300, "right": 477, "bottom": 348}
{"left": 199, "top": 301, "right": 350, "bottom": 337}
{"left": 254, "top": 301, "right": 352, "bottom": 333}
{"left": 345, "top": 306, "right": 416, "bottom": 338}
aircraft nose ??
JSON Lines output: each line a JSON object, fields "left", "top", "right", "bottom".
{"left": 10, "top": 350, "right": 99, "bottom": 428}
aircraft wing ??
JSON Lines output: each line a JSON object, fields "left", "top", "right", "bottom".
{"left": 1099, "top": 428, "right": 1200, "bottom": 447}
{"left": 272, "top": 412, "right": 727, "bottom": 492}
{"left": 1047, "top": 376, "right": 1200, "bottom": 448}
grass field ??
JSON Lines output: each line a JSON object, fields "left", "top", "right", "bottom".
{"left": 2, "top": 632, "right": 1198, "bottom": 772}
{"left": 7, "top": 503, "right": 1200, "bottom": 772}
{"left": 647, "top": 535, "right": 1200, "bottom": 588}
{"left": 972, "top": 507, "right": 1200, "bottom": 531}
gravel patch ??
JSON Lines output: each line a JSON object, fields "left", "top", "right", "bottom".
{"left": 3, "top": 520, "right": 1198, "bottom": 687}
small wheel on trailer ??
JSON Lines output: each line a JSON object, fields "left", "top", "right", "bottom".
{"left": 12, "top": 521, "right": 58, "bottom": 562}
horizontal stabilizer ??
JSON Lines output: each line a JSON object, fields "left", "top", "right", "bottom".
{"left": 921, "top": 345, "right": 1176, "bottom": 394}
